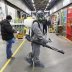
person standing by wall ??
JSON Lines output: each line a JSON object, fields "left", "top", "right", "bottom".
{"left": 0, "top": 15, "right": 16, "bottom": 59}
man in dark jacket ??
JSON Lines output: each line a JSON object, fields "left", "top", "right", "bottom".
{"left": 0, "top": 15, "right": 16, "bottom": 59}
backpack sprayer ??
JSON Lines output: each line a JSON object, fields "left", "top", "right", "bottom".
{"left": 25, "top": 34, "right": 64, "bottom": 54}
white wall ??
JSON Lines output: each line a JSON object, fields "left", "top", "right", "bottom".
{"left": 7, "top": 0, "right": 31, "bottom": 15}
{"left": 7, "top": 5, "right": 16, "bottom": 19}
{"left": 0, "top": 1, "right": 6, "bottom": 20}
{"left": 50, "top": 0, "right": 72, "bottom": 14}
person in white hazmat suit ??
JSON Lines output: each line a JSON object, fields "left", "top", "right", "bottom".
{"left": 25, "top": 11, "right": 48, "bottom": 67}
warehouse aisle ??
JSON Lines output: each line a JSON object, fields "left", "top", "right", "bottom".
{"left": 1, "top": 33, "right": 72, "bottom": 72}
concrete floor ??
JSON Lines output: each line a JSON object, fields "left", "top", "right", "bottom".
{"left": 0, "top": 33, "right": 72, "bottom": 72}
{"left": 0, "top": 36, "right": 23, "bottom": 69}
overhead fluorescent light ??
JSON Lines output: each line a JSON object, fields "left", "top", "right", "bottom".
{"left": 63, "top": 0, "right": 70, "bottom": 7}
{"left": 44, "top": 10, "right": 49, "bottom": 12}
{"left": 46, "top": 6, "right": 47, "bottom": 9}
{"left": 32, "top": 0, "right": 34, "bottom": 3}
{"left": 32, "top": 0, "right": 36, "bottom": 11}
{"left": 49, "top": 0, "right": 51, "bottom": 2}
{"left": 33, "top": 4, "right": 35, "bottom": 7}
{"left": 33, "top": 5, "right": 36, "bottom": 10}
{"left": 47, "top": 3, "right": 49, "bottom": 6}
{"left": 44, "top": 3, "right": 49, "bottom": 11}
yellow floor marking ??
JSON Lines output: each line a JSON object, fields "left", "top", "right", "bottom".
{"left": 55, "top": 35, "right": 65, "bottom": 42}
{"left": 0, "top": 40, "right": 26, "bottom": 72}
{"left": 63, "top": 36, "right": 72, "bottom": 44}
{"left": 55, "top": 35, "right": 72, "bottom": 43}
{"left": 12, "top": 40, "right": 25, "bottom": 57}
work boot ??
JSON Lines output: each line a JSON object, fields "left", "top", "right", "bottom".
{"left": 25, "top": 57, "right": 33, "bottom": 65}
{"left": 24, "top": 52, "right": 33, "bottom": 65}
{"left": 34, "top": 61, "right": 44, "bottom": 68}
{"left": 11, "top": 57, "right": 15, "bottom": 60}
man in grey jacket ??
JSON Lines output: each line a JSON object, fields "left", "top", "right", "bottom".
{"left": 26, "top": 11, "right": 48, "bottom": 67}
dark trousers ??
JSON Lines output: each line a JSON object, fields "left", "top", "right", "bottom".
{"left": 43, "top": 25, "right": 47, "bottom": 34}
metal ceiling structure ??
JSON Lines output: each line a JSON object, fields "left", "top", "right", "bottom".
{"left": 22, "top": 0, "right": 61, "bottom": 11}
{"left": 47, "top": 0, "right": 61, "bottom": 10}
{"left": 34, "top": 0, "right": 49, "bottom": 10}
{"left": 22, "top": 0, "right": 35, "bottom": 10}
